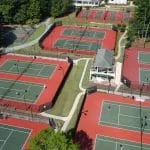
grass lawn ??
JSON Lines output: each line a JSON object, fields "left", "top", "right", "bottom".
{"left": 82, "top": 59, "right": 93, "bottom": 89}
{"left": 46, "top": 60, "right": 86, "bottom": 116}
{"left": 66, "top": 94, "right": 85, "bottom": 132}
{"left": 25, "top": 24, "right": 46, "bottom": 42}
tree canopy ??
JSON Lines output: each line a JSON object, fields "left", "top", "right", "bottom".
{"left": 0, "top": 0, "right": 73, "bottom": 25}
{"left": 29, "top": 128, "right": 79, "bottom": 150}
{"left": 126, "top": 0, "right": 150, "bottom": 46}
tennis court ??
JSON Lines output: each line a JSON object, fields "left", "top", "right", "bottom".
{"left": 100, "top": 101, "right": 150, "bottom": 132}
{"left": 95, "top": 136, "right": 150, "bottom": 150}
{"left": 55, "top": 39, "right": 101, "bottom": 51}
{"left": 62, "top": 28, "right": 105, "bottom": 39}
{"left": 139, "top": 52, "right": 150, "bottom": 64}
{"left": 0, "top": 79, "right": 44, "bottom": 103}
{"left": 0, "top": 123, "right": 30, "bottom": 150}
{"left": 139, "top": 69, "right": 150, "bottom": 85}
{"left": 0, "top": 60, "right": 56, "bottom": 78}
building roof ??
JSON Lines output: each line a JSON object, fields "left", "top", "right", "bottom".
{"left": 108, "top": 0, "right": 127, "bottom": 4}
{"left": 74, "top": 0, "right": 99, "bottom": 2}
{"left": 94, "top": 49, "right": 113, "bottom": 68}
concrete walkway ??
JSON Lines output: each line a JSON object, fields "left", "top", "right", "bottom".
{"left": 114, "top": 29, "right": 127, "bottom": 91}
{"left": 40, "top": 112, "right": 67, "bottom": 122}
{"left": 115, "top": 29, "right": 127, "bottom": 60}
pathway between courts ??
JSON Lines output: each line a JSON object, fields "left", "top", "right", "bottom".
{"left": 40, "top": 58, "right": 90, "bottom": 132}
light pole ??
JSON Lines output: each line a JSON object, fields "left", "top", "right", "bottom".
{"left": 122, "top": 79, "right": 127, "bottom": 96}
{"left": 107, "top": 76, "right": 111, "bottom": 93}
{"left": 139, "top": 83, "right": 144, "bottom": 98}
{"left": 23, "top": 89, "right": 28, "bottom": 110}
{"left": 145, "top": 77, "right": 149, "bottom": 90}
{"left": 120, "top": 144, "right": 124, "bottom": 150}
{"left": 14, "top": 61, "right": 19, "bottom": 73}
{"left": 140, "top": 115, "right": 147, "bottom": 150}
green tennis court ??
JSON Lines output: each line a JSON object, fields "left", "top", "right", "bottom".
{"left": 0, "top": 79, "right": 44, "bottom": 103}
{"left": 0, "top": 123, "right": 30, "bottom": 150}
{"left": 63, "top": 28, "right": 105, "bottom": 39}
{"left": 55, "top": 39, "right": 101, "bottom": 52}
{"left": 95, "top": 136, "right": 150, "bottom": 150}
{"left": 140, "top": 69, "right": 150, "bottom": 85}
{"left": 0, "top": 60, "right": 56, "bottom": 78}
{"left": 100, "top": 101, "right": 150, "bottom": 132}
{"left": 139, "top": 52, "right": 150, "bottom": 64}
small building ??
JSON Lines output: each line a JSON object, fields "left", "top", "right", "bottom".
{"left": 73, "top": 0, "right": 100, "bottom": 7}
{"left": 107, "top": 0, "right": 128, "bottom": 5}
{"left": 90, "top": 49, "right": 115, "bottom": 82}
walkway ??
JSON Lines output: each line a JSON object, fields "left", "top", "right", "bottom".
{"left": 114, "top": 29, "right": 127, "bottom": 90}
{"left": 115, "top": 29, "right": 127, "bottom": 60}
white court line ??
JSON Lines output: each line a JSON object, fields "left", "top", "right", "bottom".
{"left": 96, "top": 138, "right": 150, "bottom": 150}
{"left": 0, "top": 94, "right": 35, "bottom": 102}
{"left": 93, "top": 31, "right": 96, "bottom": 38}
{"left": 37, "top": 65, "right": 45, "bottom": 76}
{"left": 8, "top": 65, "right": 42, "bottom": 71}
{"left": 119, "top": 113, "right": 150, "bottom": 121}
{"left": 0, "top": 83, "right": 43, "bottom": 92}
{"left": 115, "top": 141, "right": 118, "bottom": 150}
{"left": 101, "top": 120, "right": 150, "bottom": 131}
{"left": 118, "top": 104, "right": 120, "bottom": 125}
{"left": 0, "top": 126, "right": 29, "bottom": 134}
{"left": 65, "top": 42, "right": 89, "bottom": 49}
{"left": 0, "top": 79, "right": 40, "bottom": 87}
{"left": 0, "top": 86, "right": 27, "bottom": 93}
{"left": 7, "top": 63, "right": 16, "bottom": 72}
{"left": 104, "top": 101, "right": 150, "bottom": 114}
{"left": 89, "top": 43, "right": 93, "bottom": 50}
{"left": 0, "top": 124, "right": 31, "bottom": 150}
{"left": 20, "top": 85, "right": 32, "bottom": 100}
{"left": 0, "top": 130, "right": 13, "bottom": 150}
{"left": 0, "top": 123, "right": 31, "bottom": 132}
{"left": 0, "top": 84, "right": 42, "bottom": 103}
{"left": 63, "top": 40, "right": 69, "bottom": 47}
{"left": 100, "top": 101, "right": 150, "bottom": 131}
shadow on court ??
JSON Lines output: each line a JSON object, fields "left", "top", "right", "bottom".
{"left": 75, "top": 130, "right": 93, "bottom": 150}
{"left": 0, "top": 26, "right": 17, "bottom": 47}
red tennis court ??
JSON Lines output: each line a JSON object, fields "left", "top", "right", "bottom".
{"left": 0, "top": 54, "right": 71, "bottom": 112}
{"left": 122, "top": 47, "right": 150, "bottom": 90}
{"left": 76, "top": 92, "right": 150, "bottom": 150}
{"left": 77, "top": 9, "right": 134, "bottom": 24}
{"left": 42, "top": 25, "right": 117, "bottom": 55}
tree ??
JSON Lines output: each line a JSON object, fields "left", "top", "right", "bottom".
{"left": 27, "top": 0, "right": 41, "bottom": 24}
{"left": 51, "top": 0, "right": 73, "bottom": 18}
{"left": 39, "top": 0, "right": 52, "bottom": 20}
{"left": 13, "top": 3, "right": 28, "bottom": 24}
{"left": 0, "top": 0, "right": 15, "bottom": 23}
{"left": 51, "top": 0, "right": 62, "bottom": 18}
{"left": 126, "top": 0, "right": 150, "bottom": 46}
{"left": 29, "top": 128, "right": 79, "bottom": 150}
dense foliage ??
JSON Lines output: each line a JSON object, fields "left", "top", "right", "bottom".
{"left": 127, "top": 0, "right": 150, "bottom": 46}
{"left": 29, "top": 128, "right": 79, "bottom": 150}
{"left": 0, "top": 0, "right": 72, "bottom": 24}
